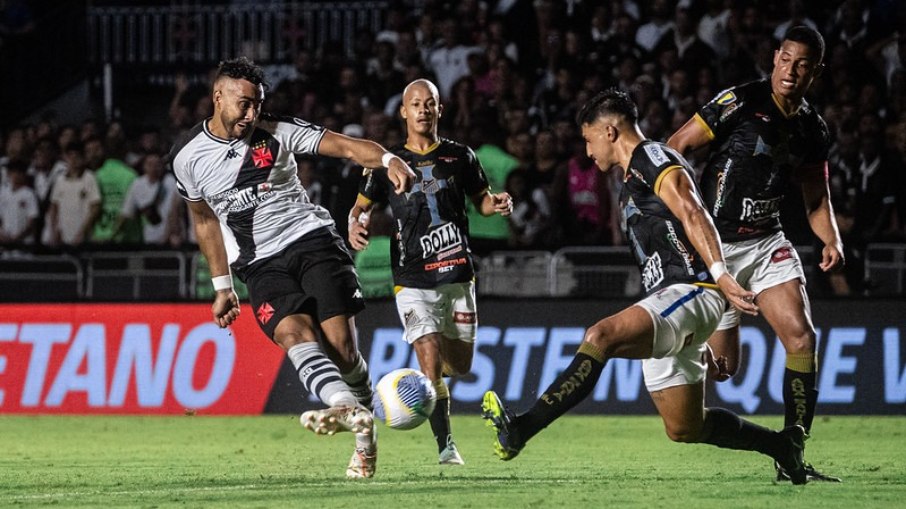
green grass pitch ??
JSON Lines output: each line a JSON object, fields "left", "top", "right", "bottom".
{"left": 1, "top": 415, "right": 903, "bottom": 507}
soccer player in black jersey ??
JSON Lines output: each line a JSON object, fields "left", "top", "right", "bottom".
{"left": 668, "top": 26, "right": 843, "bottom": 482}
{"left": 481, "top": 89, "right": 812, "bottom": 484}
{"left": 348, "top": 79, "right": 512, "bottom": 465}
{"left": 171, "top": 57, "right": 416, "bottom": 479}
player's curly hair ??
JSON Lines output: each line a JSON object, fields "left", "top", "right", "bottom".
{"left": 782, "top": 25, "right": 825, "bottom": 63}
{"left": 576, "top": 88, "right": 639, "bottom": 126}
{"left": 216, "top": 56, "right": 269, "bottom": 89}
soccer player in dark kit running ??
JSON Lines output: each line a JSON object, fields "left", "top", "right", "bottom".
{"left": 348, "top": 78, "right": 513, "bottom": 465}
{"left": 481, "top": 88, "right": 813, "bottom": 485}
{"left": 668, "top": 26, "right": 843, "bottom": 482}
{"left": 169, "top": 57, "right": 416, "bottom": 479}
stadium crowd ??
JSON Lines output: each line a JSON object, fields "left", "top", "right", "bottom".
{"left": 1, "top": 0, "right": 905, "bottom": 296}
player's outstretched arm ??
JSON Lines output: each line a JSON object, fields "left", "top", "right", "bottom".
{"left": 347, "top": 193, "right": 374, "bottom": 251}
{"left": 656, "top": 166, "right": 758, "bottom": 316}
{"left": 666, "top": 114, "right": 712, "bottom": 156}
{"left": 317, "top": 130, "right": 416, "bottom": 194}
{"left": 470, "top": 190, "right": 513, "bottom": 217}
{"left": 801, "top": 176, "right": 845, "bottom": 272}
{"left": 188, "top": 200, "right": 240, "bottom": 328}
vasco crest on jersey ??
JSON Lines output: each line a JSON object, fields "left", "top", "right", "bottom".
{"left": 251, "top": 141, "right": 274, "bottom": 169}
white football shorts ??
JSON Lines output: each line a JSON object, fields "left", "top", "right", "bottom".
{"left": 635, "top": 283, "right": 727, "bottom": 392}
{"left": 395, "top": 281, "right": 477, "bottom": 344}
{"left": 716, "top": 231, "right": 806, "bottom": 330}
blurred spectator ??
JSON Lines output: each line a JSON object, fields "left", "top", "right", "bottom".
{"left": 558, "top": 151, "right": 613, "bottom": 246}
{"left": 505, "top": 168, "right": 550, "bottom": 248}
{"left": 467, "top": 121, "right": 519, "bottom": 254}
{"left": 697, "top": 0, "right": 733, "bottom": 60}
{"left": 46, "top": 142, "right": 101, "bottom": 248}
{"left": 116, "top": 153, "right": 176, "bottom": 246}
{"left": 635, "top": 0, "right": 674, "bottom": 52}
{"left": 85, "top": 136, "right": 141, "bottom": 245}
{"left": 773, "top": 0, "right": 818, "bottom": 41}
{"left": 27, "top": 137, "right": 65, "bottom": 205}
{"left": 0, "top": 159, "right": 38, "bottom": 247}
{"left": 428, "top": 18, "right": 482, "bottom": 98}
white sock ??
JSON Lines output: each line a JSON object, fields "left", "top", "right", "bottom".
{"left": 341, "top": 353, "right": 374, "bottom": 409}
{"left": 287, "top": 342, "right": 356, "bottom": 407}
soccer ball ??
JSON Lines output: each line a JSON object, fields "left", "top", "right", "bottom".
{"left": 373, "top": 368, "right": 437, "bottom": 430}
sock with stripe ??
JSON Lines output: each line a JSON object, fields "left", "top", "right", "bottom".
{"left": 340, "top": 352, "right": 374, "bottom": 411}
{"left": 783, "top": 352, "right": 818, "bottom": 432}
{"left": 514, "top": 341, "right": 606, "bottom": 445}
{"left": 428, "top": 379, "right": 452, "bottom": 453}
{"left": 287, "top": 342, "right": 356, "bottom": 407}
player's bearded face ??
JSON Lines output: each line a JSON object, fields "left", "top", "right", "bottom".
{"left": 771, "top": 40, "right": 820, "bottom": 100}
{"left": 221, "top": 80, "right": 264, "bottom": 139}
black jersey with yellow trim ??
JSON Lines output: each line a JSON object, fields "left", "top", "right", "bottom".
{"left": 359, "top": 138, "right": 489, "bottom": 288}
{"left": 621, "top": 141, "right": 714, "bottom": 295}
{"left": 696, "top": 79, "right": 830, "bottom": 242}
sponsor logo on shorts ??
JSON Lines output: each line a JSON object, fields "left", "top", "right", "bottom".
{"left": 739, "top": 196, "right": 781, "bottom": 223}
{"left": 453, "top": 312, "right": 476, "bottom": 324}
{"left": 771, "top": 246, "right": 793, "bottom": 263}
{"left": 420, "top": 222, "right": 463, "bottom": 259}
{"left": 642, "top": 252, "right": 665, "bottom": 293}
{"left": 404, "top": 309, "right": 418, "bottom": 327}
{"left": 256, "top": 302, "right": 275, "bottom": 324}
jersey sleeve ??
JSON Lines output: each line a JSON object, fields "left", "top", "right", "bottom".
{"left": 462, "top": 146, "right": 490, "bottom": 196}
{"left": 169, "top": 147, "right": 203, "bottom": 202}
{"left": 697, "top": 86, "right": 743, "bottom": 140}
{"left": 274, "top": 117, "right": 327, "bottom": 155}
{"left": 793, "top": 114, "right": 831, "bottom": 183}
{"left": 636, "top": 143, "right": 687, "bottom": 195}
{"left": 359, "top": 167, "right": 389, "bottom": 203}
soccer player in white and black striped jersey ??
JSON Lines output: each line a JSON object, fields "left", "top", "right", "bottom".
{"left": 170, "top": 57, "right": 415, "bottom": 479}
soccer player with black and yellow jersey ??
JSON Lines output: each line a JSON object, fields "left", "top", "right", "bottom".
{"left": 348, "top": 79, "right": 512, "bottom": 465}
{"left": 668, "top": 26, "right": 843, "bottom": 482}
{"left": 482, "top": 89, "right": 812, "bottom": 484}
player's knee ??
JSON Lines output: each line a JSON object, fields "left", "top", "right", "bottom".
{"left": 664, "top": 424, "right": 703, "bottom": 443}
{"left": 584, "top": 322, "right": 617, "bottom": 357}
{"left": 783, "top": 329, "right": 816, "bottom": 354}
{"left": 274, "top": 330, "right": 318, "bottom": 351}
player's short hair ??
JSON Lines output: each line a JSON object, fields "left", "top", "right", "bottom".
{"left": 216, "top": 56, "right": 268, "bottom": 89}
{"left": 576, "top": 88, "right": 639, "bottom": 127}
{"left": 782, "top": 25, "right": 825, "bottom": 63}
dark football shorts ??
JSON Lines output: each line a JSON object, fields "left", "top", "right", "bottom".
{"left": 235, "top": 226, "right": 365, "bottom": 339}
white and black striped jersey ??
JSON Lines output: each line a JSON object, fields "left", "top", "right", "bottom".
{"left": 170, "top": 114, "right": 333, "bottom": 269}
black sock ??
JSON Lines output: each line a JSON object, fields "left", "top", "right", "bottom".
{"left": 701, "top": 407, "right": 787, "bottom": 461}
{"left": 515, "top": 342, "right": 606, "bottom": 444}
{"left": 429, "top": 397, "right": 451, "bottom": 452}
{"left": 428, "top": 379, "right": 452, "bottom": 453}
{"left": 783, "top": 353, "right": 818, "bottom": 432}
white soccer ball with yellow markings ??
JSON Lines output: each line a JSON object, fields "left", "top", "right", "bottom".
{"left": 373, "top": 368, "right": 437, "bottom": 430}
